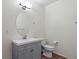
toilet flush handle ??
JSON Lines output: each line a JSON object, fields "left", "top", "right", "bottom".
{"left": 53, "top": 41, "right": 59, "bottom": 46}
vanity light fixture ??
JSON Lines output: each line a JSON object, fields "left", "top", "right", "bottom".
{"left": 17, "top": 0, "right": 32, "bottom": 10}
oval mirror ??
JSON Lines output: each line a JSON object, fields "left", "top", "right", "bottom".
{"left": 16, "top": 12, "right": 32, "bottom": 38}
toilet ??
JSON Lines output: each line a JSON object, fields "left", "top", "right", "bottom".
{"left": 41, "top": 41, "right": 55, "bottom": 58}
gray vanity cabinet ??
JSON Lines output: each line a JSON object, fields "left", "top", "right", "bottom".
{"left": 12, "top": 42, "right": 41, "bottom": 59}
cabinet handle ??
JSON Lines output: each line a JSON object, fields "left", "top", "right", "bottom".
{"left": 30, "top": 49, "right": 34, "bottom": 52}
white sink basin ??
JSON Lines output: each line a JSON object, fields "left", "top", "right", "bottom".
{"left": 12, "top": 38, "right": 43, "bottom": 46}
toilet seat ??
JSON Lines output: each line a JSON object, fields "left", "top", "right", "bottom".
{"left": 44, "top": 45, "right": 54, "bottom": 51}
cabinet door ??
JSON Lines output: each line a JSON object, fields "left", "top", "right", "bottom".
{"left": 18, "top": 43, "right": 41, "bottom": 59}
{"left": 32, "top": 43, "right": 41, "bottom": 59}
{"left": 18, "top": 47, "right": 33, "bottom": 59}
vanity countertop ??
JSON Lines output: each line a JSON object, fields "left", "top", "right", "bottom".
{"left": 12, "top": 38, "right": 43, "bottom": 46}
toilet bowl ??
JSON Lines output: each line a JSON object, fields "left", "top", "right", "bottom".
{"left": 43, "top": 44, "right": 54, "bottom": 58}
{"left": 41, "top": 41, "right": 55, "bottom": 58}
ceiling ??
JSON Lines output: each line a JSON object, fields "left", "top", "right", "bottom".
{"left": 28, "top": 0, "right": 58, "bottom": 6}
{"left": 34, "top": 0, "right": 58, "bottom": 6}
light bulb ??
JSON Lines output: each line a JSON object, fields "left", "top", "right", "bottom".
{"left": 25, "top": 1, "right": 32, "bottom": 9}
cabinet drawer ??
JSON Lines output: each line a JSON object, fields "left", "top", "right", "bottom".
{"left": 18, "top": 42, "right": 41, "bottom": 51}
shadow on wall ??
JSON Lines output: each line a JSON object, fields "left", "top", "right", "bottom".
{"left": 45, "top": 0, "right": 59, "bottom": 6}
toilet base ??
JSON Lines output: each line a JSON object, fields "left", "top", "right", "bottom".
{"left": 43, "top": 51, "right": 52, "bottom": 58}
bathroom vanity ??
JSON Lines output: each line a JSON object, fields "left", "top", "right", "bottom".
{"left": 12, "top": 38, "right": 42, "bottom": 59}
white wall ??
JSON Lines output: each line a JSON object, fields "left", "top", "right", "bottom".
{"left": 2, "top": 0, "right": 45, "bottom": 59}
{"left": 45, "top": 0, "right": 77, "bottom": 59}
{"left": 3, "top": 0, "right": 77, "bottom": 59}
